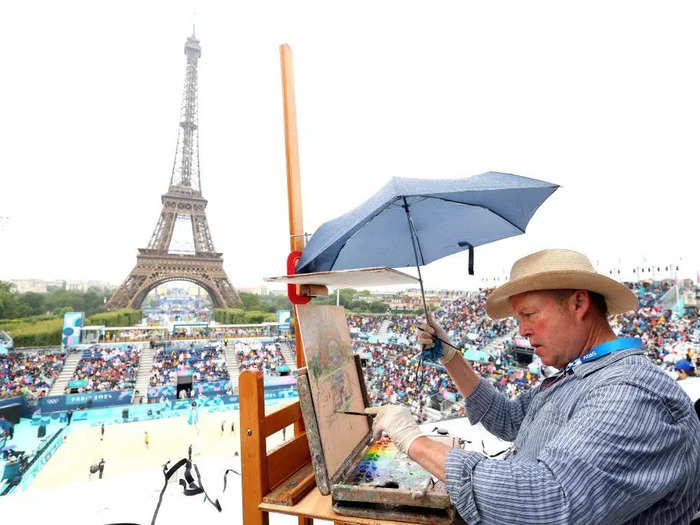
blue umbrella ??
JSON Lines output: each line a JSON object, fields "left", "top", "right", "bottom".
{"left": 297, "top": 172, "right": 558, "bottom": 314}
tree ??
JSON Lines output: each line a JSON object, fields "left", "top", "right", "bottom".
{"left": 239, "top": 292, "right": 264, "bottom": 312}
{"left": 368, "top": 301, "right": 388, "bottom": 313}
{"left": 0, "top": 281, "right": 21, "bottom": 319}
{"left": 17, "top": 292, "right": 46, "bottom": 316}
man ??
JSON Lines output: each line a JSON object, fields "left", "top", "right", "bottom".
{"left": 675, "top": 359, "right": 700, "bottom": 403}
{"left": 89, "top": 458, "right": 105, "bottom": 480}
{"left": 368, "top": 249, "right": 700, "bottom": 524}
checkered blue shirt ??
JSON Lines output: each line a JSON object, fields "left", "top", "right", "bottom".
{"left": 445, "top": 349, "right": 700, "bottom": 524}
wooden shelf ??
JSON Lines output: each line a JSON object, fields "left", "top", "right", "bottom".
{"left": 259, "top": 487, "right": 419, "bottom": 525}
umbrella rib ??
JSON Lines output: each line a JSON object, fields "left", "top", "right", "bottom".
{"left": 319, "top": 200, "right": 399, "bottom": 271}
{"left": 425, "top": 196, "right": 526, "bottom": 234}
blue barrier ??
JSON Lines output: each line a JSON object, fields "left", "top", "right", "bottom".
{"left": 148, "top": 377, "right": 297, "bottom": 399}
{"left": 18, "top": 426, "right": 69, "bottom": 492}
{"left": 148, "top": 380, "right": 231, "bottom": 399}
{"left": 0, "top": 396, "right": 32, "bottom": 418}
{"left": 37, "top": 390, "right": 133, "bottom": 413}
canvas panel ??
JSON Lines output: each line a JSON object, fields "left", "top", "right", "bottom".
{"left": 296, "top": 304, "right": 370, "bottom": 478}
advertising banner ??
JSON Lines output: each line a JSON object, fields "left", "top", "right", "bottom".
{"left": 38, "top": 390, "right": 133, "bottom": 413}
{"left": 61, "top": 312, "right": 85, "bottom": 349}
{"left": 277, "top": 310, "right": 291, "bottom": 332}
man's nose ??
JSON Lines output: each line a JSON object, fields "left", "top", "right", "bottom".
{"left": 518, "top": 323, "right": 531, "bottom": 338}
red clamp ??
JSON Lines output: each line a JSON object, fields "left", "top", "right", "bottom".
{"left": 287, "top": 251, "right": 312, "bottom": 305}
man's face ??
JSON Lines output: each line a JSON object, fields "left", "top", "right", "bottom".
{"left": 510, "top": 290, "right": 584, "bottom": 370}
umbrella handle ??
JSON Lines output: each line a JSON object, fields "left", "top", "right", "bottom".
{"left": 421, "top": 338, "right": 456, "bottom": 363}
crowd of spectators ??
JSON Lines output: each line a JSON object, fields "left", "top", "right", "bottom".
{"left": 5, "top": 279, "right": 699, "bottom": 423}
{"left": 0, "top": 351, "right": 66, "bottom": 399}
{"left": 149, "top": 344, "right": 229, "bottom": 386}
{"left": 433, "top": 290, "right": 516, "bottom": 349}
{"left": 346, "top": 315, "right": 385, "bottom": 334}
{"left": 611, "top": 281, "right": 700, "bottom": 374}
{"left": 236, "top": 341, "right": 289, "bottom": 375}
{"left": 70, "top": 346, "right": 141, "bottom": 393}
{"left": 291, "top": 281, "right": 698, "bottom": 421}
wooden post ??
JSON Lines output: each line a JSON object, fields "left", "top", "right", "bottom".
{"left": 281, "top": 43, "right": 305, "bottom": 372}
{"left": 280, "top": 42, "right": 314, "bottom": 525}
{"left": 240, "top": 370, "right": 269, "bottom": 525}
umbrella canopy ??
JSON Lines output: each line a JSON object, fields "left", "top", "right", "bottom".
{"left": 296, "top": 172, "right": 558, "bottom": 274}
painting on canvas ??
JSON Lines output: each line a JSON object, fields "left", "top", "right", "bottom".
{"left": 296, "top": 304, "right": 370, "bottom": 478}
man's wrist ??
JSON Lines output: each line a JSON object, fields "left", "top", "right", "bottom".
{"left": 407, "top": 435, "right": 429, "bottom": 459}
{"left": 438, "top": 345, "right": 460, "bottom": 365}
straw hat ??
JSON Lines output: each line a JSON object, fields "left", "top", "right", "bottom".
{"left": 486, "top": 249, "right": 638, "bottom": 320}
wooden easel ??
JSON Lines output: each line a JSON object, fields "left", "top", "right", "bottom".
{"left": 239, "top": 43, "right": 317, "bottom": 525}
{"left": 239, "top": 44, "right": 421, "bottom": 525}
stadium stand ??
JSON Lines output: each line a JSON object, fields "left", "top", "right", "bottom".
{"left": 149, "top": 344, "right": 229, "bottom": 386}
{"left": 0, "top": 351, "right": 66, "bottom": 399}
{"left": 69, "top": 346, "right": 140, "bottom": 393}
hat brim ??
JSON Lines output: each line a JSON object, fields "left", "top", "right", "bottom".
{"left": 486, "top": 270, "right": 638, "bottom": 320}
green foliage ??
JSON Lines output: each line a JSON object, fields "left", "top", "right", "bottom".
{"left": 239, "top": 292, "right": 292, "bottom": 313}
{"left": 0, "top": 281, "right": 21, "bottom": 319}
{"left": 17, "top": 292, "right": 45, "bottom": 316}
{"left": 0, "top": 281, "right": 108, "bottom": 319}
{"left": 367, "top": 301, "right": 389, "bottom": 313}
{"left": 0, "top": 318, "right": 62, "bottom": 347}
{"left": 44, "top": 290, "right": 105, "bottom": 317}
{"left": 213, "top": 308, "right": 276, "bottom": 324}
{"left": 215, "top": 291, "right": 292, "bottom": 326}
{"left": 244, "top": 311, "right": 267, "bottom": 324}
{"left": 85, "top": 309, "right": 142, "bottom": 327}
{"left": 214, "top": 308, "right": 246, "bottom": 324}
{"left": 311, "top": 288, "right": 391, "bottom": 314}
{"left": 0, "top": 307, "right": 140, "bottom": 348}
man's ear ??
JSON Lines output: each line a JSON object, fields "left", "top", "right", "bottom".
{"left": 571, "top": 290, "right": 591, "bottom": 320}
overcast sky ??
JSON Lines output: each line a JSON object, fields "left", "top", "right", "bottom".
{"left": 3, "top": 1, "right": 700, "bottom": 292}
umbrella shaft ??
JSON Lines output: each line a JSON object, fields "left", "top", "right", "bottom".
{"left": 401, "top": 197, "right": 429, "bottom": 316}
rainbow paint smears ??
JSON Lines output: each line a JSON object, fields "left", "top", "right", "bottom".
{"left": 344, "top": 437, "right": 433, "bottom": 490}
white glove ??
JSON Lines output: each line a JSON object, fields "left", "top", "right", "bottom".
{"left": 417, "top": 312, "right": 460, "bottom": 365}
{"left": 364, "top": 404, "right": 424, "bottom": 455}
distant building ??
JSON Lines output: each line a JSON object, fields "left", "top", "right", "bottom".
{"left": 9, "top": 279, "right": 115, "bottom": 294}
{"left": 46, "top": 280, "right": 66, "bottom": 291}
{"left": 237, "top": 285, "right": 269, "bottom": 295}
{"left": 66, "top": 280, "right": 114, "bottom": 293}
{"left": 9, "top": 279, "right": 48, "bottom": 294}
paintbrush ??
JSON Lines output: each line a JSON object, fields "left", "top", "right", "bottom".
{"left": 335, "top": 410, "right": 376, "bottom": 417}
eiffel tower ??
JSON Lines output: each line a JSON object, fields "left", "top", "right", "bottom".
{"left": 107, "top": 31, "right": 241, "bottom": 310}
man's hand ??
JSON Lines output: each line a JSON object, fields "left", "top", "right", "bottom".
{"left": 364, "top": 404, "right": 424, "bottom": 455}
{"left": 418, "top": 312, "right": 460, "bottom": 365}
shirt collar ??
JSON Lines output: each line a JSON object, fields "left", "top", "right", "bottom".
{"left": 572, "top": 348, "right": 645, "bottom": 379}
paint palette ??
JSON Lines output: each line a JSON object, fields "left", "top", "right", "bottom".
{"left": 297, "top": 352, "right": 457, "bottom": 523}
{"left": 344, "top": 437, "right": 433, "bottom": 491}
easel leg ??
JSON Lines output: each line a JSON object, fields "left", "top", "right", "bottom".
{"left": 240, "top": 371, "right": 269, "bottom": 525}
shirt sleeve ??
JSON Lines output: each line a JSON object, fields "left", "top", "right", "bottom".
{"left": 464, "top": 377, "right": 535, "bottom": 441}
{"left": 447, "top": 382, "right": 694, "bottom": 524}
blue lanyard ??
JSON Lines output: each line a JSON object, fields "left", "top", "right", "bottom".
{"left": 565, "top": 337, "right": 643, "bottom": 372}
